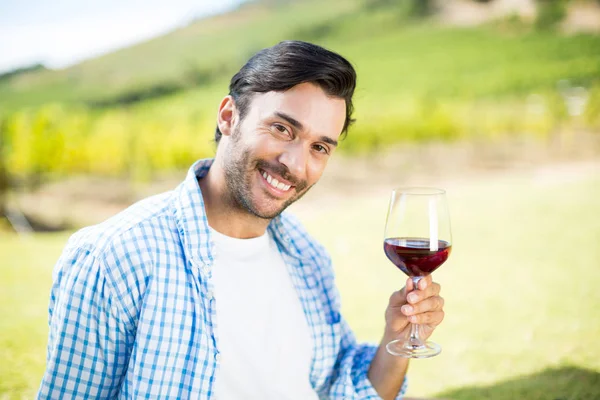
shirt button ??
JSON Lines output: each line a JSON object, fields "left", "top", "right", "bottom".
{"left": 207, "top": 289, "right": 214, "bottom": 300}
{"left": 215, "top": 353, "right": 221, "bottom": 362}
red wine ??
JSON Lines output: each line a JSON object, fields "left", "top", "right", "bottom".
{"left": 384, "top": 237, "right": 451, "bottom": 277}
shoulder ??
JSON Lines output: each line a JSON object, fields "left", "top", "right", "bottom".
{"left": 67, "top": 191, "right": 175, "bottom": 257}
{"left": 54, "top": 191, "right": 180, "bottom": 310}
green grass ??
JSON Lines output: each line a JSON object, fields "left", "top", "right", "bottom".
{"left": 295, "top": 167, "right": 600, "bottom": 398}
{"left": 0, "top": 232, "right": 70, "bottom": 399}
{"left": 437, "top": 365, "right": 600, "bottom": 400}
{"left": 1, "top": 167, "right": 599, "bottom": 399}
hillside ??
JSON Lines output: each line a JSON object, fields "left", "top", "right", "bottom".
{"left": 1, "top": 0, "right": 599, "bottom": 183}
{"left": 0, "top": 0, "right": 363, "bottom": 110}
{"left": 1, "top": 0, "right": 599, "bottom": 111}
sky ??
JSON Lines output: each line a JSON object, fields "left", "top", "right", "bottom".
{"left": 0, "top": 0, "right": 244, "bottom": 73}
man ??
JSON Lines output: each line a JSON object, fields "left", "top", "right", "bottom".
{"left": 38, "top": 41, "right": 445, "bottom": 399}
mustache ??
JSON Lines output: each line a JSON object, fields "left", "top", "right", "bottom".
{"left": 256, "top": 159, "right": 308, "bottom": 191}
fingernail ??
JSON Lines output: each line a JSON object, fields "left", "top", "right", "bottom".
{"left": 409, "top": 316, "right": 417, "bottom": 323}
{"left": 402, "top": 305, "right": 413, "bottom": 315}
{"left": 408, "top": 293, "right": 418, "bottom": 303}
{"left": 420, "top": 280, "right": 427, "bottom": 289}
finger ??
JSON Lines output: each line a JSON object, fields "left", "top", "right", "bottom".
{"left": 401, "top": 296, "right": 444, "bottom": 316}
{"left": 406, "top": 281, "right": 441, "bottom": 304}
{"left": 388, "top": 288, "right": 408, "bottom": 307}
{"left": 407, "top": 310, "right": 445, "bottom": 326}
{"left": 406, "top": 277, "right": 414, "bottom": 292}
{"left": 389, "top": 277, "right": 414, "bottom": 306}
{"left": 417, "top": 275, "right": 433, "bottom": 290}
{"left": 386, "top": 309, "right": 410, "bottom": 331}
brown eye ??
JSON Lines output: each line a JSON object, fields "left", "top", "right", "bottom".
{"left": 313, "top": 144, "right": 329, "bottom": 154}
{"left": 273, "top": 124, "right": 289, "bottom": 134}
{"left": 271, "top": 123, "right": 293, "bottom": 140}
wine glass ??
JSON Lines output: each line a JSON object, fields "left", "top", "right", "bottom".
{"left": 383, "top": 187, "right": 452, "bottom": 358}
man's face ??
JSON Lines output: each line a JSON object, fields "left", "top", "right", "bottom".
{"left": 221, "top": 82, "right": 346, "bottom": 219}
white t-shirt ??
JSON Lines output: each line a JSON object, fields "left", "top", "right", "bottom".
{"left": 211, "top": 228, "right": 318, "bottom": 400}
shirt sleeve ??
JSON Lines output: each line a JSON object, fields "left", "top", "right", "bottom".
{"left": 37, "top": 245, "right": 134, "bottom": 399}
{"left": 326, "top": 318, "right": 408, "bottom": 399}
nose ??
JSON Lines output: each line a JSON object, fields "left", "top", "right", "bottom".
{"left": 277, "top": 141, "right": 307, "bottom": 180}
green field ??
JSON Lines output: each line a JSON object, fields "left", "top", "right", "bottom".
{"left": 2, "top": 0, "right": 600, "bottom": 185}
{"left": 2, "top": 165, "right": 599, "bottom": 399}
{"left": 2, "top": 0, "right": 600, "bottom": 398}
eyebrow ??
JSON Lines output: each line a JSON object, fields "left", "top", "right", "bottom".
{"left": 320, "top": 136, "right": 338, "bottom": 147}
{"left": 274, "top": 111, "right": 338, "bottom": 147}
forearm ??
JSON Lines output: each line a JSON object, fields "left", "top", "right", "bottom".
{"left": 367, "top": 332, "right": 409, "bottom": 400}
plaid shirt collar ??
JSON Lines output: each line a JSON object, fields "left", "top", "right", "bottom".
{"left": 172, "top": 158, "right": 306, "bottom": 267}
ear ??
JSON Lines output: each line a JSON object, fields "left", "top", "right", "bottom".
{"left": 217, "top": 95, "right": 237, "bottom": 137}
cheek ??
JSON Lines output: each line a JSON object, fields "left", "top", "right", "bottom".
{"left": 252, "top": 131, "right": 285, "bottom": 156}
{"left": 306, "top": 157, "right": 328, "bottom": 185}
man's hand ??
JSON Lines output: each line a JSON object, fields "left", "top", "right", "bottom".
{"left": 368, "top": 275, "right": 444, "bottom": 400}
{"left": 385, "top": 275, "right": 445, "bottom": 342}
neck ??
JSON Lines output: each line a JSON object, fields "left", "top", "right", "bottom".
{"left": 198, "top": 158, "right": 271, "bottom": 239}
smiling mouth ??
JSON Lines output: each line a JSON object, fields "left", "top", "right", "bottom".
{"left": 259, "top": 169, "right": 293, "bottom": 192}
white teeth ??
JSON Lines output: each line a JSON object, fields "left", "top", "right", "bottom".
{"left": 262, "top": 170, "right": 291, "bottom": 191}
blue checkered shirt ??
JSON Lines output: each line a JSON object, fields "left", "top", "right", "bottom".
{"left": 38, "top": 159, "right": 407, "bottom": 399}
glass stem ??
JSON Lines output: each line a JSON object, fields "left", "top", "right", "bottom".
{"left": 408, "top": 276, "right": 424, "bottom": 347}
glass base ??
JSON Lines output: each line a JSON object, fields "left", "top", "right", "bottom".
{"left": 386, "top": 339, "right": 441, "bottom": 358}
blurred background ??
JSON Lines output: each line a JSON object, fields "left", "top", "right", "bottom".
{"left": 1, "top": 0, "right": 599, "bottom": 398}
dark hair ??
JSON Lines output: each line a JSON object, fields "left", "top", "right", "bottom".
{"left": 215, "top": 40, "right": 356, "bottom": 143}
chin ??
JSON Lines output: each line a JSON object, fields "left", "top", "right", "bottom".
{"left": 251, "top": 202, "right": 288, "bottom": 220}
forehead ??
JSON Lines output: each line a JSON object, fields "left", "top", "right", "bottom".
{"left": 247, "top": 82, "right": 346, "bottom": 138}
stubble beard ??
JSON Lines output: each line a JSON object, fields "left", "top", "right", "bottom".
{"left": 222, "top": 128, "right": 311, "bottom": 220}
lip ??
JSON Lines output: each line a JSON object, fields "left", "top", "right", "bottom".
{"left": 258, "top": 168, "right": 294, "bottom": 198}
